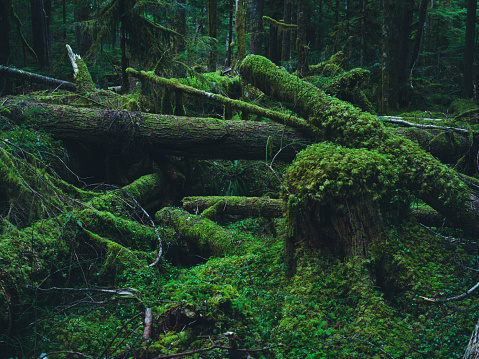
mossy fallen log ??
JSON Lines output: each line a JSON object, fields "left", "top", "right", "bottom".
{"left": 127, "top": 68, "right": 319, "bottom": 137}
{"left": 2, "top": 99, "right": 310, "bottom": 161}
{"left": 156, "top": 207, "right": 236, "bottom": 257}
{"left": 0, "top": 141, "right": 164, "bottom": 338}
{"left": 239, "top": 55, "right": 479, "bottom": 236}
{"left": 182, "top": 196, "right": 283, "bottom": 218}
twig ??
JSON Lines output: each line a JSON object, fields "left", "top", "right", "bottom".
{"left": 99, "top": 312, "right": 142, "bottom": 359}
{"left": 419, "top": 281, "right": 479, "bottom": 302}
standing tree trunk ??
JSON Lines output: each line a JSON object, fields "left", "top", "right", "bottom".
{"left": 119, "top": 0, "right": 129, "bottom": 93}
{"left": 173, "top": 0, "right": 187, "bottom": 53}
{"left": 296, "top": 0, "right": 308, "bottom": 77}
{"left": 235, "top": 0, "right": 246, "bottom": 62}
{"left": 381, "top": 0, "right": 391, "bottom": 114}
{"left": 410, "top": 0, "right": 429, "bottom": 73}
{"left": 73, "top": 0, "right": 92, "bottom": 56}
{"left": 282, "top": 0, "right": 292, "bottom": 63}
{"left": 31, "top": 0, "right": 49, "bottom": 69}
{"left": 464, "top": 0, "right": 477, "bottom": 98}
{"left": 208, "top": 0, "right": 217, "bottom": 71}
{"left": 249, "top": 0, "right": 264, "bottom": 55}
{"left": 44, "top": 0, "right": 52, "bottom": 66}
{"left": 226, "top": 0, "right": 234, "bottom": 66}
{"left": 0, "top": 0, "right": 10, "bottom": 94}
{"left": 359, "top": 0, "right": 367, "bottom": 67}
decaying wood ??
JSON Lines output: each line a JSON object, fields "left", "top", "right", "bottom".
{"left": 0, "top": 65, "right": 76, "bottom": 91}
{"left": 239, "top": 55, "right": 479, "bottom": 236}
{"left": 182, "top": 196, "right": 283, "bottom": 218}
{"left": 126, "top": 68, "right": 319, "bottom": 138}
{"left": 156, "top": 207, "right": 236, "bottom": 257}
{"left": 3, "top": 99, "right": 310, "bottom": 161}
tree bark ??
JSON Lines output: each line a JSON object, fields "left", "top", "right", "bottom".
{"left": 464, "top": 0, "right": 477, "bottom": 98}
{"left": 73, "top": 0, "right": 92, "bottom": 56}
{"left": 182, "top": 196, "right": 283, "bottom": 218}
{"left": 208, "top": 0, "right": 217, "bottom": 71}
{"left": 235, "top": 0, "right": 246, "bottom": 62}
{"left": 173, "top": 0, "right": 187, "bottom": 53}
{"left": 281, "top": 0, "right": 292, "bottom": 63}
{"left": 296, "top": 0, "right": 308, "bottom": 77}
{"left": 250, "top": 0, "right": 264, "bottom": 55}
{"left": 4, "top": 100, "right": 310, "bottom": 162}
{"left": 239, "top": 55, "right": 479, "bottom": 236}
{"left": 31, "top": 0, "right": 49, "bottom": 69}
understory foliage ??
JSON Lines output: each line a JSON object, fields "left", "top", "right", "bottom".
{"left": 2, "top": 50, "right": 479, "bottom": 359}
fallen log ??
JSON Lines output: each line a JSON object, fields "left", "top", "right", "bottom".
{"left": 126, "top": 68, "right": 319, "bottom": 138}
{"left": 3, "top": 99, "right": 310, "bottom": 161}
{"left": 182, "top": 196, "right": 283, "bottom": 218}
{"left": 239, "top": 55, "right": 479, "bottom": 235}
{"left": 156, "top": 207, "right": 236, "bottom": 257}
{"left": 0, "top": 65, "right": 76, "bottom": 92}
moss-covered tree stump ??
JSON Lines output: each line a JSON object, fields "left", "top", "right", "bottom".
{"left": 284, "top": 143, "right": 400, "bottom": 268}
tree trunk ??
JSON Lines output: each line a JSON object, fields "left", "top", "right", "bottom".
{"left": 4, "top": 100, "right": 310, "bottom": 162}
{"left": 182, "top": 196, "right": 283, "bottom": 218}
{"left": 464, "top": 0, "right": 477, "bottom": 98}
{"left": 235, "top": 0, "right": 246, "bottom": 62}
{"left": 250, "top": 0, "right": 264, "bottom": 55}
{"left": 282, "top": 0, "right": 292, "bottom": 63}
{"left": 173, "top": 0, "right": 187, "bottom": 53}
{"left": 208, "top": 0, "right": 217, "bottom": 71}
{"left": 73, "top": 0, "right": 92, "bottom": 56}
{"left": 0, "top": 0, "right": 11, "bottom": 94}
{"left": 239, "top": 55, "right": 479, "bottom": 236}
{"left": 410, "top": 0, "right": 429, "bottom": 73}
{"left": 359, "top": 0, "right": 367, "bottom": 67}
{"left": 119, "top": 0, "right": 129, "bottom": 93}
{"left": 296, "top": 0, "right": 308, "bottom": 77}
{"left": 381, "top": 0, "right": 391, "bottom": 113}
{"left": 31, "top": 0, "right": 49, "bottom": 69}
{"left": 226, "top": 0, "right": 234, "bottom": 66}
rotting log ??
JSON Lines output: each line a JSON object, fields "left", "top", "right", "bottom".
{"left": 126, "top": 68, "right": 319, "bottom": 138}
{"left": 239, "top": 55, "right": 479, "bottom": 235}
{"left": 156, "top": 207, "right": 236, "bottom": 257}
{"left": 0, "top": 65, "right": 76, "bottom": 91}
{"left": 2, "top": 99, "right": 310, "bottom": 161}
{"left": 182, "top": 196, "right": 283, "bottom": 218}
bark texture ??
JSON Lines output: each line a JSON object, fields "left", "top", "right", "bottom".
{"left": 3, "top": 99, "right": 309, "bottom": 161}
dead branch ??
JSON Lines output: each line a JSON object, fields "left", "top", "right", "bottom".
{"left": 420, "top": 281, "right": 479, "bottom": 303}
{"left": 0, "top": 65, "right": 76, "bottom": 91}
{"left": 379, "top": 116, "right": 470, "bottom": 134}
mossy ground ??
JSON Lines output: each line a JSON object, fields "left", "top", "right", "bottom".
{"left": 22, "top": 217, "right": 479, "bottom": 358}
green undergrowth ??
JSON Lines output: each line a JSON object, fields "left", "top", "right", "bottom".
{"left": 139, "top": 219, "right": 479, "bottom": 358}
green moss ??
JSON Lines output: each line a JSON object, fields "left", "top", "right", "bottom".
{"left": 285, "top": 143, "right": 398, "bottom": 207}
